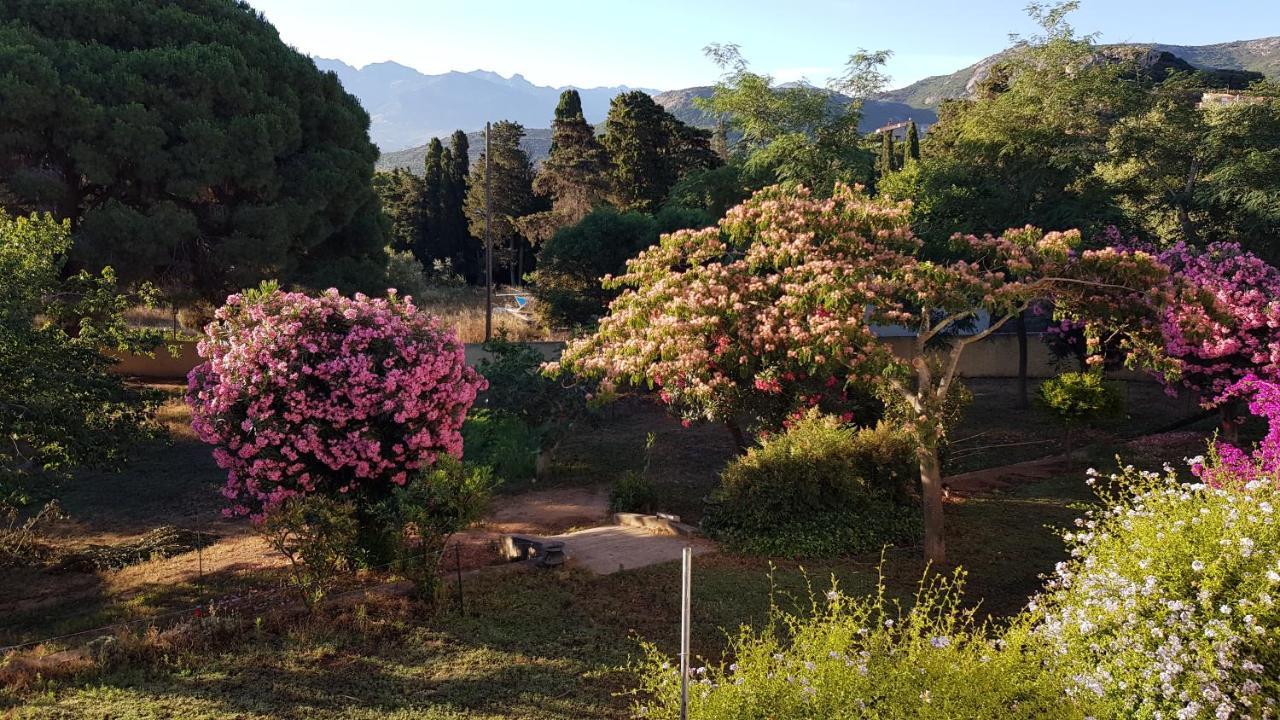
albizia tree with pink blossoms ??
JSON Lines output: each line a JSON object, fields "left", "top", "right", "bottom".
{"left": 555, "top": 184, "right": 1175, "bottom": 564}
{"left": 187, "top": 285, "right": 486, "bottom": 530}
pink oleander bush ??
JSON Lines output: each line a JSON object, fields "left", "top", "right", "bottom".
{"left": 187, "top": 284, "right": 486, "bottom": 519}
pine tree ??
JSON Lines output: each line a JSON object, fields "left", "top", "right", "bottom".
{"left": 603, "top": 91, "right": 719, "bottom": 212}
{"left": 905, "top": 119, "right": 921, "bottom": 164}
{"left": 464, "top": 121, "right": 536, "bottom": 285}
{"left": 523, "top": 90, "right": 612, "bottom": 243}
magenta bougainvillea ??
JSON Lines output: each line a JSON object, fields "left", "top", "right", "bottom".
{"left": 1192, "top": 374, "right": 1280, "bottom": 489}
{"left": 1157, "top": 241, "right": 1280, "bottom": 401}
{"left": 187, "top": 287, "right": 485, "bottom": 518}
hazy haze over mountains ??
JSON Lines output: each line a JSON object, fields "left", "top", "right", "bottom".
{"left": 346, "top": 36, "right": 1280, "bottom": 173}
{"left": 315, "top": 58, "right": 640, "bottom": 152}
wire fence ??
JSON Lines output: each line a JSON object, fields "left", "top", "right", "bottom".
{"left": 1, "top": 534, "right": 475, "bottom": 657}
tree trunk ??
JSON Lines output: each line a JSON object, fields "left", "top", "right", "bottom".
{"left": 1016, "top": 311, "right": 1029, "bottom": 410}
{"left": 1220, "top": 400, "right": 1242, "bottom": 445}
{"left": 918, "top": 444, "right": 946, "bottom": 566}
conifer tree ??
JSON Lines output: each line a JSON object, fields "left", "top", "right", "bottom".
{"left": 905, "top": 119, "right": 921, "bottom": 163}
{"left": 418, "top": 138, "right": 447, "bottom": 264}
{"left": 464, "top": 122, "right": 536, "bottom": 285}
{"left": 878, "top": 130, "right": 896, "bottom": 176}
{"left": 603, "top": 91, "right": 718, "bottom": 212}
{"left": 521, "top": 90, "right": 612, "bottom": 243}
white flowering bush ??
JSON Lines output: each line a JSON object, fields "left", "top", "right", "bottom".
{"left": 633, "top": 571, "right": 1081, "bottom": 719}
{"left": 1036, "top": 464, "right": 1280, "bottom": 719}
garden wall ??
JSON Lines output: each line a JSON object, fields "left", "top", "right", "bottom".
{"left": 110, "top": 337, "right": 1069, "bottom": 380}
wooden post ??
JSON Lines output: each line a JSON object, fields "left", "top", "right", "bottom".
{"left": 484, "top": 121, "right": 493, "bottom": 342}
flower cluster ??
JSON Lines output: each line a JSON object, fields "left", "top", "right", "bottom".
{"left": 1193, "top": 375, "right": 1280, "bottom": 489}
{"left": 187, "top": 287, "right": 485, "bottom": 518}
{"left": 552, "top": 184, "right": 1171, "bottom": 435}
{"left": 1157, "top": 242, "right": 1280, "bottom": 402}
{"left": 1036, "top": 463, "right": 1280, "bottom": 719}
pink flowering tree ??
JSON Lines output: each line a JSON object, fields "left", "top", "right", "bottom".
{"left": 187, "top": 285, "right": 486, "bottom": 524}
{"left": 555, "top": 184, "right": 1173, "bottom": 564}
{"left": 1192, "top": 374, "right": 1280, "bottom": 489}
{"left": 1155, "top": 242, "right": 1280, "bottom": 441}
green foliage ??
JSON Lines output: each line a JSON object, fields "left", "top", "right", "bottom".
{"left": 0, "top": 211, "right": 162, "bottom": 505}
{"left": 664, "top": 164, "right": 750, "bottom": 219}
{"left": 608, "top": 471, "right": 658, "bottom": 514}
{"left": 1037, "top": 371, "right": 1124, "bottom": 429}
{"left": 877, "top": 131, "right": 896, "bottom": 178}
{"left": 603, "top": 92, "right": 719, "bottom": 213}
{"left": 384, "top": 247, "right": 431, "bottom": 300}
{"left": 703, "top": 412, "right": 921, "bottom": 557}
{"left": 465, "top": 121, "right": 538, "bottom": 283}
{"left": 257, "top": 495, "right": 362, "bottom": 609}
{"left": 521, "top": 90, "right": 612, "bottom": 244}
{"left": 386, "top": 456, "right": 494, "bottom": 600}
{"left": 635, "top": 571, "right": 1078, "bottom": 719}
{"left": 904, "top": 119, "right": 921, "bottom": 163}
{"left": 529, "top": 207, "right": 659, "bottom": 328}
{"left": 461, "top": 410, "right": 539, "bottom": 484}
{"left": 0, "top": 0, "right": 387, "bottom": 301}
{"left": 474, "top": 337, "right": 589, "bottom": 435}
{"left": 698, "top": 44, "right": 884, "bottom": 193}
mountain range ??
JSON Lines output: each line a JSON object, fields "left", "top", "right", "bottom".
{"left": 351, "top": 36, "right": 1280, "bottom": 174}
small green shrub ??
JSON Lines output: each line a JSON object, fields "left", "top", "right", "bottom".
{"left": 609, "top": 471, "right": 658, "bottom": 514}
{"left": 257, "top": 495, "right": 361, "bottom": 609}
{"left": 461, "top": 410, "right": 539, "bottom": 484}
{"left": 635, "top": 570, "right": 1081, "bottom": 719}
{"left": 1035, "top": 464, "right": 1280, "bottom": 718}
{"left": 702, "top": 411, "right": 920, "bottom": 557}
{"left": 386, "top": 456, "right": 494, "bottom": 600}
{"left": 1037, "top": 371, "right": 1124, "bottom": 428}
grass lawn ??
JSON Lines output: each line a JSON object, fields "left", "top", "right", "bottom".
{"left": 1, "top": 378, "right": 1216, "bottom": 718}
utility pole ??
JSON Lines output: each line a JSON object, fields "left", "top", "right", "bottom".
{"left": 484, "top": 121, "right": 493, "bottom": 342}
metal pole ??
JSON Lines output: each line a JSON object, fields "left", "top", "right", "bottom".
{"left": 680, "top": 545, "right": 692, "bottom": 720}
{"left": 454, "top": 541, "right": 465, "bottom": 615}
{"left": 484, "top": 121, "right": 493, "bottom": 342}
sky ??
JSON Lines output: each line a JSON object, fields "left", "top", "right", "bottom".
{"left": 246, "top": 0, "right": 1277, "bottom": 91}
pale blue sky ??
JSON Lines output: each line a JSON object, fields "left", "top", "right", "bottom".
{"left": 246, "top": 0, "right": 1277, "bottom": 90}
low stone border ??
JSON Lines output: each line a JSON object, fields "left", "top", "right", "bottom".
{"left": 611, "top": 512, "right": 701, "bottom": 538}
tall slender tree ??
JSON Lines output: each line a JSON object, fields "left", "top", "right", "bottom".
{"left": 878, "top": 130, "right": 896, "bottom": 177}
{"left": 417, "top": 138, "right": 447, "bottom": 265}
{"left": 440, "top": 130, "right": 473, "bottom": 277}
{"left": 464, "top": 121, "right": 536, "bottom": 285}
{"left": 904, "top": 119, "right": 921, "bottom": 163}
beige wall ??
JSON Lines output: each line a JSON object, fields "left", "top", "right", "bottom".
{"left": 111, "top": 335, "right": 1073, "bottom": 380}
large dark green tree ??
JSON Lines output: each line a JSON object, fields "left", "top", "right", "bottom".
{"left": 0, "top": 0, "right": 388, "bottom": 303}
{"left": 464, "top": 121, "right": 537, "bottom": 284}
{"left": 603, "top": 92, "right": 718, "bottom": 212}
{"left": 520, "top": 90, "right": 611, "bottom": 243}
{"left": 372, "top": 168, "right": 424, "bottom": 253}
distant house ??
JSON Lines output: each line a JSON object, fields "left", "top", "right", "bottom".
{"left": 874, "top": 120, "right": 913, "bottom": 139}
{"left": 1198, "top": 92, "right": 1268, "bottom": 108}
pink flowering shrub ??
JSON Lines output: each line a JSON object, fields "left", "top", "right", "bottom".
{"left": 1157, "top": 242, "right": 1280, "bottom": 402}
{"left": 1192, "top": 375, "right": 1280, "bottom": 489}
{"left": 187, "top": 286, "right": 486, "bottom": 518}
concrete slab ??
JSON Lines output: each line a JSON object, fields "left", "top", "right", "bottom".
{"left": 546, "top": 526, "right": 716, "bottom": 575}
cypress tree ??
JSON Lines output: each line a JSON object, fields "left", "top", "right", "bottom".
{"left": 417, "top": 138, "right": 447, "bottom": 264}
{"left": 440, "top": 130, "right": 473, "bottom": 277}
{"left": 524, "top": 90, "right": 611, "bottom": 243}
{"left": 712, "top": 119, "right": 730, "bottom": 161}
{"left": 905, "top": 119, "right": 921, "bottom": 164}
{"left": 878, "top": 130, "right": 895, "bottom": 177}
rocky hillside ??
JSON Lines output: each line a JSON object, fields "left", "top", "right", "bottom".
{"left": 652, "top": 86, "right": 936, "bottom": 134}
{"left": 876, "top": 36, "right": 1280, "bottom": 110}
